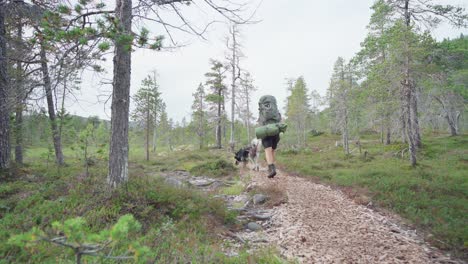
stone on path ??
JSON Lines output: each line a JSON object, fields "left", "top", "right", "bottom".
{"left": 247, "top": 222, "right": 262, "bottom": 231}
{"left": 253, "top": 194, "right": 268, "bottom": 204}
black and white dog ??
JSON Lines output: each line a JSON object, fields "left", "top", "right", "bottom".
{"left": 234, "top": 139, "right": 261, "bottom": 171}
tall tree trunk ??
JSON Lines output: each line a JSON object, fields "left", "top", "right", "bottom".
{"left": 152, "top": 125, "right": 157, "bottom": 152}
{"left": 40, "top": 42, "right": 65, "bottom": 166}
{"left": 411, "top": 89, "right": 421, "bottom": 148}
{"left": 403, "top": 0, "right": 416, "bottom": 166}
{"left": 216, "top": 94, "right": 222, "bottom": 148}
{"left": 386, "top": 125, "right": 391, "bottom": 145}
{"left": 0, "top": 4, "right": 10, "bottom": 169}
{"left": 145, "top": 94, "right": 150, "bottom": 161}
{"left": 229, "top": 25, "right": 238, "bottom": 152}
{"left": 434, "top": 96, "right": 459, "bottom": 136}
{"left": 343, "top": 109, "right": 349, "bottom": 155}
{"left": 14, "top": 21, "right": 24, "bottom": 165}
{"left": 199, "top": 96, "right": 204, "bottom": 149}
{"left": 445, "top": 114, "right": 458, "bottom": 136}
{"left": 380, "top": 117, "right": 384, "bottom": 144}
{"left": 108, "top": 0, "right": 132, "bottom": 188}
{"left": 405, "top": 86, "right": 417, "bottom": 166}
{"left": 400, "top": 101, "right": 407, "bottom": 143}
{"left": 245, "top": 89, "right": 251, "bottom": 141}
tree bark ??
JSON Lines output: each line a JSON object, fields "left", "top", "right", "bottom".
{"left": 198, "top": 93, "right": 204, "bottom": 149}
{"left": 0, "top": 4, "right": 10, "bottom": 169}
{"left": 216, "top": 89, "right": 222, "bottom": 149}
{"left": 152, "top": 124, "right": 157, "bottom": 152}
{"left": 14, "top": 20, "right": 24, "bottom": 165}
{"left": 403, "top": 0, "right": 416, "bottom": 166}
{"left": 229, "top": 25, "right": 238, "bottom": 152}
{"left": 434, "top": 96, "right": 459, "bottom": 136}
{"left": 108, "top": 0, "right": 132, "bottom": 188}
{"left": 386, "top": 125, "right": 391, "bottom": 145}
{"left": 145, "top": 93, "right": 150, "bottom": 161}
{"left": 410, "top": 88, "right": 421, "bottom": 148}
{"left": 246, "top": 92, "right": 251, "bottom": 141}
{"left": 40, "top": 41, "right": 65, "bottom": 166}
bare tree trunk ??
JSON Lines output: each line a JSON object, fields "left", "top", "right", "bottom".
{"left": 152, "top": 125, "right": 157, "bottom": 152}
{"left": 411, "top": 89, "right": 421, "bottom": 148}
{"left": 145, "top": 94, "right": 150, "bottom": 161}
{"left": 229, "top": 27, "right": 236, "bottom": 152}
{"left": 199, "top": 96, "right": 204, "bottom": 149}
{"left": 434, "top": 96, "right": 459, "bottom": 136}
{"left": 405, "top": 86, "right": 417, "bottom": 166}
{"left": 386, "top": 125, "right": 391, "bottom": 145}
{"left": 446, "top": 114, "right": 458, "bottom": 136}
{"left": 0, "top": 4, "right": 10, "bottom": 169}
{"left": 400, "top": 102, "right": 407, "bottom": 143}
{"left": 343, "top": 109, "right": 349, "bottom": 155}
{"left": 245, "top": 91, "right": 251, "bottom": 141}
{"left": 40, "top": 42, "right": 65, "bottom": 166}
{"left": 14, "top": 21, "right": 24, "bottom": 165}
{"left": 216, "top": 94, "right": 222, "bottom": 148}
{"left": 403, "top": 0, "right": 416, "bottom": 166}
{"left": 108, "top": 0, "right": 132, "bottom": 188}
{"left": 380, "top": 118, "right": 384, "bottom": 144}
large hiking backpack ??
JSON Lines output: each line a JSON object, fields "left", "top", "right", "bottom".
{"left": 258, "top": 95, "right": 281, "bottom": 125}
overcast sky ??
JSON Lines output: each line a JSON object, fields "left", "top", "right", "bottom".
{"left": 67, "top": 0, "right": 467, "bottom": 123}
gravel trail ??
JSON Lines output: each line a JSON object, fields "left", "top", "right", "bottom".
{"left": 244, "top": 168, "right": 460, "bottom": 264}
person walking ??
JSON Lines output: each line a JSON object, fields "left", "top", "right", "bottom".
{"left": 256, "top": 95, "right": 285, "bottom": 178}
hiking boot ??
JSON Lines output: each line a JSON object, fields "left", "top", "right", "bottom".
{"left": 267, "top": 164, "right": 276, "bottom": 178}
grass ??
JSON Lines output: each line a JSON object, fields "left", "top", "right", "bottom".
{"left": 221, "top": 181, "right": 245, "bottom": 196}
{"left": 277, "top": 133, "right": 468, "bottom": 258}
{"left": 0, "top": 147, "right": 285, "bottom": 263}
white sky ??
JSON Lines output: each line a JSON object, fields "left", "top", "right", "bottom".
{"left": 67, "top": 0, "right": 467, "bottom": 123}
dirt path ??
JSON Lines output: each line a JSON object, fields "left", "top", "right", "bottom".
{"left": 238, "top": 167, "right": 460, "bottom": 264}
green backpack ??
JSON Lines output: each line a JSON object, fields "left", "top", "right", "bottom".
{"left": 258, "top": 95, "right": 281, "bottom": 125}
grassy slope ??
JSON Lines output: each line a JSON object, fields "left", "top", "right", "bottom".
{"left": 277, "top": 134, "right": 467, "bottom": 257}
{"left": 0, "top": 148, "right": 283, "bottom": 263}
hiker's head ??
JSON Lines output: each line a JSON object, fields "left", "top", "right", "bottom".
{"left": 258, "top": 95, "right": 281, "bottom": 125}
{"left": 258, "top": 95, "right": 277, "bottom": 110}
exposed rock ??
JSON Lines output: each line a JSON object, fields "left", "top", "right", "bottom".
{"left": 164, "top": 178, "right": 184, "bottom": 188}
{"left": 188, "top": 177, "right": 216, "bottom": 187}
{"left": 252, "top": 194, "right": 268, "bottom": 204}
{"left": 247, "top": 222, "right": 261, "bottom": 231}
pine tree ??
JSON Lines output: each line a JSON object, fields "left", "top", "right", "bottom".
{"left": 191, "top": 83, "right": 208, "bottom": 149}
{"left": 131, "top": 73, "right": 162, "bottom": 161}
{"left": 205, "top": 59, "right": 227, "bottom": 149}
{"left": 286, "top": 77, "right": 311, "bottom": 147}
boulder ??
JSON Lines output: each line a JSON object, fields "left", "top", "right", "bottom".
{"left": 246, "top": 222, "right": 261, "bottom": 231}
{"left": 252, "top": 194, "right": 268, "bottom": 204}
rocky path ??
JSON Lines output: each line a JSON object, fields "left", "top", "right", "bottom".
{"left": 234, "top": 167, "right": 461, "bottom": 264}
{"left": 148, "top": 164, "right": 461, "bottom": 263}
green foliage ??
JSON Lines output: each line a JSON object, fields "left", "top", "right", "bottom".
{"left": 9, "top": 214, "right": 151, "bottom": 262}
{"left": 0, "top": 151, "right": 259, "bottom": 262}
{"left": 98, "top": 41, "right": 111, "bottom": 52}
{"left": 189, "top": 159, "right": 237, "bottom": 177}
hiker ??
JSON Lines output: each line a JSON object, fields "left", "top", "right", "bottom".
{"left": 256, "top": 95, "right": 287, "bottom": 178}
